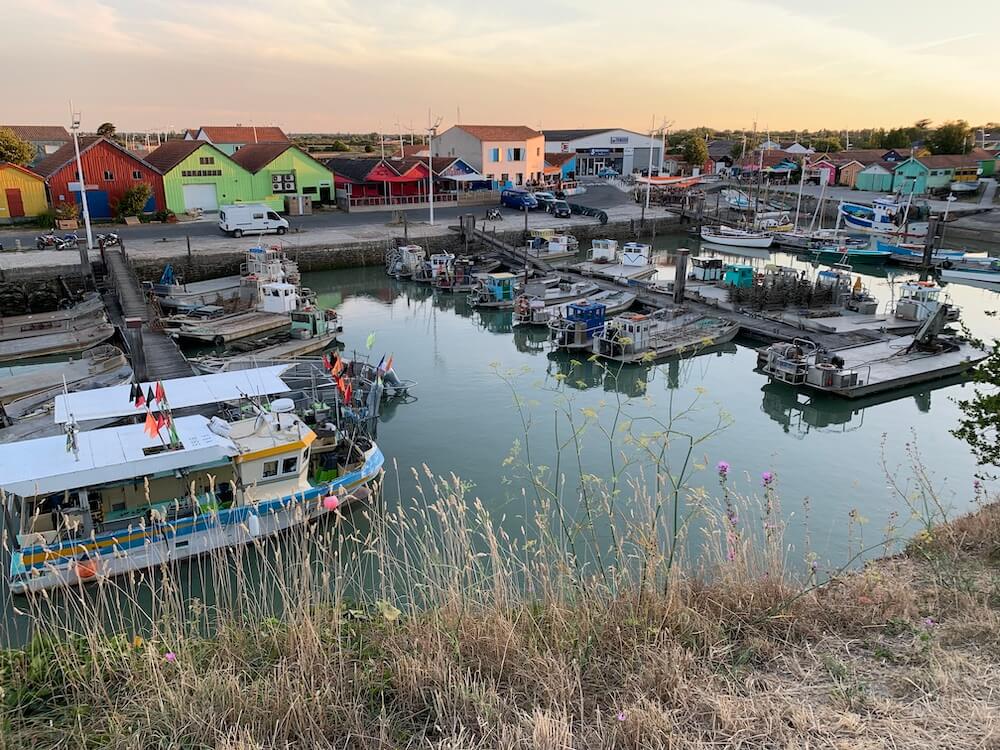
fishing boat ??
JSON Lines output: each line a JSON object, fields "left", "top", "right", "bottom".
{"left": 522, "top": 279, "right": 599, "bottom": 306}
{"left": 875, "top": 239, "right": 966, "bottom": 266}
{"left": 514, "top": 288, "right": 636, "bottom": 327}
{"left": 838, "top": 197, "right": 929, "bottom": 238}
{"left": 385, "top": 244, "right": 426, "bottom": 278}
{"left": 700, "top": 225, "right": 774, "bottom": 249}
{"left": 413, "top": 252, "right": 456, "bottom": 283}
{"left": 432, "top": 257, "right": 502, "bottom": 293}
{"left": 530, "top": 229, "right": 579, "bottom": 249}
{"left": 1, "top": 403, "right": 383, "bottom": 594}
{"left": 0, "top": 295, "right": 115, "bottom": 362}
{"left": 939, "top": 259, "right": 1000, "bottom": 288}
{"left": 809, "top": 245, "right": 892, "bottom": 264}
{"left": 575, "top": 241, "right": 657, "bottom": 283}
{"left": 592, "top": 309, "right": 739, "bottom": 364}
{"left": 547, "top": 300, "right": 611, "bottom": 352}
{"left": 192, "top": 307, "right": 341, "bottom": 364}
{"left": 467, "top": 272, "right": 520, "bottom": 309}
{"left": 524, "top": 235, "right": 577, "bottom": 262}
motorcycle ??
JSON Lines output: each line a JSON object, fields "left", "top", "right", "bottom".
{"left": 485, "top": 208, "right": 503, "bottom": 221}
{"left": 36, "top": 233, "right": 80, "bottom": 250}
{"left": 96, "top": 232, "right": 121, "bottom": 247}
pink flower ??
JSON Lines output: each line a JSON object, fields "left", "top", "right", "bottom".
{"left": 717, "top": 461, "right": 730, "bottom": 478}
{"left": 164, "top": 652, "right": 176, "bottom": 663}
{"left": 616, "top": 711, "right": 627, "bottom": 722}
{"left": 761, "top": 471, "right": 774, "bottom": 487}
{"left": 922, "top": 617, "right": 936, "bottom": 628}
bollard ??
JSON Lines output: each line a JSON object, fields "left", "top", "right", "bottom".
{"left": 673, "top": 249, "right": 689, "bottom": 305}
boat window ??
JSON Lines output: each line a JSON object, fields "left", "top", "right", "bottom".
{"left": 262, "top": 460, "right": 278, "bottom": 478}
{"left": 282, "top": 456, "right": 298, "bottom": 474}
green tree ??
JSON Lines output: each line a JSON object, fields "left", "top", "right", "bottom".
{"left": 0, "top": 127, "right": 34, "bottom": 165}
{"left": 682, "top": 136, "right": 709, "bottom": 169}
{"left": 953, "top": 314, "right": 1000, "bottom": 476}
{"left": 929, "top": 120, "right": 971, "bottom": 154}
{"left": 115, "top": 183, "right": 152, "bottom": 219}
{"left": 881, "top": 128, "right": 912, "bottom": 149}
{"left": 811, "top": 137, "right": 842, "bottom": 153}
{"left": 364, "top": 144, "right": 374, "bottom": 153}
{"left": 330, "top": 139, "right": 350, "bottom": 152}
{"left": 96, "top": 122, "right": 116, "bottom": 138}
{"left": 729, "top": 141, "right": 745, "bottom": 160}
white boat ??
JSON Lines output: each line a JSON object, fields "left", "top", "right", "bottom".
{"left": 524, "top": 235, "right": 577, "bottom": 262}
{"left": 513, "top": 288, "right": 636, "bottom": 327}
{"left": 838, "top": 197, "right": 929, "bottom": 238}
{"left": 385, "top": 244, "right": 426, "bottom": 278}
{"left": 939, "top": 260, "right": 1000, "bottom": 287}
{"left": 592, "top": 309, "right": 740, "bottom": 364}
{"left": 1, "top": 368, "right": 385, "bottom": 593}
{"left": 575, "top": 240, "right": 657, "bottom": 282}
{"left": 949, "top": 180, "right": 980, "bottom": 194}
{"left": 700, "top": 225, "right": 774, "bottom": 249}
{"left": 414, "top": 252, "right": 456, "bottom": 283}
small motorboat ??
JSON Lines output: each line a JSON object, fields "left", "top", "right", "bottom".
{"left": 700, "top": 225, "right": 774, "bottom": 249}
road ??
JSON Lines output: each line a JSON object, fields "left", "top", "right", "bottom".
{"left": 0, "top": 182, "right": 632, "bottom": 250}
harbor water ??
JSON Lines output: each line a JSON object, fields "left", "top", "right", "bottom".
{"left": 2, "top": 231, "right": 997, "bottom": 642}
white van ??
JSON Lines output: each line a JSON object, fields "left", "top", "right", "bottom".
{"left": 218, "top": 204, "right": 289, "bottom": 238}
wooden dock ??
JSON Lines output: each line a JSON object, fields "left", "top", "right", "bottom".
{"left": 103, "top": 247, "right": 193, "bottom": 381}
{"left": 470, "top": 228, "right": 556, "bottom": 276}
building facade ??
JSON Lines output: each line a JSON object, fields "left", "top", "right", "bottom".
{"left": 543, "top": 128, "right": 663, "bottom": 177}
{"left": 0, "top": 125, "right": 71, "bottom": 167}
{"left": 231, "top": 144, "right": 335, "bottom": 210}
{"left": 185, "top": 126, "right": 290, "bottom": 156}
{"left": 855, "top": 163, "right": 894, "bottom": 192}
{"left": 34, "top": 136, "right": 164, "bottom": 218}
{"left": 891, "top": 157, "right": 929, "bottom": 194}
{"left": 0, "top": 162, "right": 47, "bottom": 222}
{"left": 835, "top": 160, "right": 864, "bottom": 187}
{"left": 146, "top": 141, "right": 254, "bottom": 214}
{"left": 433, "top": 125, "right": 545, "bottom": 188}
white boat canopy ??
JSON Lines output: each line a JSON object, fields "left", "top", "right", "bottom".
{"left": 54, "top": 365, "right": 293, "bottom": 425}
{"left": 0, "top": 415, "right": 237, "bottom": 497}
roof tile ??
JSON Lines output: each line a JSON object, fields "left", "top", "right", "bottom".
{"left": 454, "top": 125, "right": 542, "bottom": 141}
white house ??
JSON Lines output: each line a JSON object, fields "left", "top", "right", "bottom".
{"left": 543, "top": 128, "right": 664, "bottom": 177}
{"left": 782, "top": 141, "right": 815, "bottom": 155}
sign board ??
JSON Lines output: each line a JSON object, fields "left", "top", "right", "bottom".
{"left": 68, "top": 182, "right": 97, "bottom": 191}
{"left": 590, "top": 148, "right": 610, "bottom": 155}
{"left": 560, "top": 143, "right": 569, "bottom": 152}
{"left": 609, "top": 136, "right": 629, "bottom": 145}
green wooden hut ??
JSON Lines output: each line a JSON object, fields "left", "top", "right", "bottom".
{"left": 891, "top": 157, "right": 929, "bottom": 195}
{"left": 231, "top": 144, "right": 335, "bottom": 211}
{"left": 145, "top": 141, "right": 254, "bottom": 214}
{"left": 855, "top": 163, "right": 893, "bottom": 192}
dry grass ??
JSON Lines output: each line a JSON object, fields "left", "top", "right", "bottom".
{"left": 2, "top": 470, "right": 999, "bottom": 750}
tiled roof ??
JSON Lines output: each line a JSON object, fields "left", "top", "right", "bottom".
{"left": 918, "top": 154, "right": 981, "bottom": 169}
{"left": 0, "top": 125, "right": 71, "bottom": 142}
{"left": 968, "top": 148, "right": 997, "bottom": 161}
{"left": 832, "top": 148, "right": 911, "bottom": 165}
{"left": 145, "top": 140, "right": 207, "bottom": 172}
{"left": 325, "top": 157, "right": 384, "bottom": 182}
{"left": 0, "top": 162, "right": 43, "bottom": 180}
{"left": 397, "top": 143, "right": 429, "bottom": 157}
{"left": 195, "top": 126, "right": 289, "bottom": 145}
{"left": 33, "top": 136, "right": 158, "bottom": 178}
{"left": 455, "top": 125, "right": 542, "bottom": 141}
{"left": 230, "top": 143, "right": 294, "bottom": 173}
{"left": 544, "top": 152, "right": 576, "bottom": 167}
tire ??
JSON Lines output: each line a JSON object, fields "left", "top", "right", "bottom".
{"left": 277, "top": 227, "right": 287, "bottom": 235}
{"left": 233, "top": 229, "right": 243, "bottom": 238}
{"left": 36, "top": 241, "right": 44, "bottom": 250}
{"left": 213, "top": 335, "right": 225, "bottom": 347}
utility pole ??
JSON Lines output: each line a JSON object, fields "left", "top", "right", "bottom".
{"left": 69, "top": 104, "right": 94, "bottom": 282}
{"left": 427, "top": 115, "right": 442, "bottom": 225}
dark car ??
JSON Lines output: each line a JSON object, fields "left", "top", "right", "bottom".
{"left": 500, "top": 189, "right": 538, "bottom": 211}
{"left": 532, "top": 191, "right": 557, "bottom": 212}
{"left": 551, "top": 200, "right": 571, "bottom": 219}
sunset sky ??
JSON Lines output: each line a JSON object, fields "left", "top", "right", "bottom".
{"left": 3, "top": 0, "right": 994, "bottom": 134}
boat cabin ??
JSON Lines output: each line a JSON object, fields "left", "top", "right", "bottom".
{"left": 895, "top": 282, "right": 950, "bottom": 322}
{"left": 621, "top": 243, "right": 651, "bottom": 267}
{"left": 427, "top": 253, "right": 455, "bottom": 279}
{"left": 763, "top": 264, "right": 800, "bottom": 283}
{"left": 259, "top": 281, "right": 302, "bottom": 313}
{"left": 690, "top": 256, "right": 724, "bottom": 282}
{"left": 479, "top": 273, "right": 517, "bottom": 302}
{"left": 588, "top": 239, "right": 619, "bottom": 263}
{"left": 723, "top": 264, "right": 754, "bottom": 288}
{"left": 289, "top": 307, "right": 337, "bottom": 338}
{"left": 398, "top": 244, "right": 426, "bottom": 275}
{"left": 548, "top": 301, "right": 607, "bottom": 350}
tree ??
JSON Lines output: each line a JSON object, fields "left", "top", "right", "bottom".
{"left": 953, "top": 314, "right": 1000, "bottom": 477}
{"left": 363, "top": 144, "right": 374, "bottom": 153}
{"left": 0, "top": 127, "right": 34, "bottom": 165}
{"left": 96, "top": 122, "right": 116, "bottom": 138}
{"left": 330, "top": 139, "right": 350, "bottom": 152}
{"left": 115, "top": 183, "right": 152, "bottom": 219}
{"left": 881, "top": 128, "right": 912, "bottom": 149}
{"left": 729, "top": 141, "right": 745, "bottom": 160}
{"left": 682, "top": 136, "right": 709, "bottom": 170}
{"left": 929, "top": 120, "right": 971, "bottom": 155}
{"left": 811, "top": 137, "right": 842, "bottom": 153}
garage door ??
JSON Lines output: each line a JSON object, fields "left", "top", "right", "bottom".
{"left": 182, "top": 184, "right": 218, "bottom": 212}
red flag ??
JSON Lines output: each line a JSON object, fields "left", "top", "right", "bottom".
{"left": 155, "top": 381, "right": 166, "bottom": 403}
{"left": 335, "top": 375, "right": 347, "bottom": 397}
{"left": 383, "top": 355, "right": 393, "bottom": 373}
{"left": 134, "top": 387, "right": 146, "bottom": 409}
{"left": 143, "top": 411, "right": 158, "bottom": 438}
{"left": 321, "top": 354, "right": 331, "bottom": 371}
{"left": 156, "top": 412, "right": 167, "bottom": 431}
{"left": 344, "top": 382, "right": 353, "bottom": 404}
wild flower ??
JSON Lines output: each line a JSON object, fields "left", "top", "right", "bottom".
{"left": 922, "top": 617, "right": 936, "bottom": 629}
{"left": 717, "top": 460, "right": 730, "bottom": 479}
{"left": 164, "top": 652, "right": 176, "bottom": 663}
{"left": 616, "top": 711, "right": 627, "bottom": 722}
{"left": 761, "top": 471, "right": 774, "bottom": 487}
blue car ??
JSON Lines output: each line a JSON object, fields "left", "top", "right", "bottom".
{"left": 500, "top": 189, "right": 538, "bottom": 211}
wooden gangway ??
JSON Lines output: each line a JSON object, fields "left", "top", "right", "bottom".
{"left": 469, "top": 228, "right": 555, "bottom": 276}
{"left": 103, "top": 248, "right": 194, "bottom": 381}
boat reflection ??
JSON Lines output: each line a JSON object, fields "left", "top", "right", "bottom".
{"left": 759, "top": 374, "right": 963, "bottom": 437}
{"left": 513, "top": 325, "right": 549, "bottom": 354}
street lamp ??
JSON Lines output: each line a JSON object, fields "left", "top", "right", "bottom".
{"left": 69, "top": 106, "right": 94, "bottom": 279}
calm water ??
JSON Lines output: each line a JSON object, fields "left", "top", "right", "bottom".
{"left": 3, "top": 232, "right": 997, "bottom": 642}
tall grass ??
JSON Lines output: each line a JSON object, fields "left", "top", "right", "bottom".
{"left": 1, "top": 360, "right": 998, "bottom": 748}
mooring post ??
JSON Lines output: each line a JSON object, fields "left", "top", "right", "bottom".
{"left": 920, "top": 216, "right": 939, "bottom": 281}
{"left": 124, "top": 316, "right": 146, "bottom": 381}
{"left": 403, "top": 214, "right": 409, "bottom": 243}
{"left": 186, "top": 235, "right": 192, "bottom": 262}
{"left": 674, "top": 249, "right": 690, "bottom": 305}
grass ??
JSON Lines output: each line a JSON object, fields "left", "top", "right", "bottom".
{"left": 2, "top": 368, "right": 998, "bottom": 748}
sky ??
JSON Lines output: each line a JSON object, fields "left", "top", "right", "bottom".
{"left": 2, "top": 0, "right": 995, "bottom": 135}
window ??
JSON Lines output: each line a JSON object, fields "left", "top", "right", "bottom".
{"left": 262, "top": 460, "right": 278, "bottom": 478}
{"left": 490, "top": 148, "right": 500, "bottom": 162}
{"left": 303, "top": 186, "right": 317, "bottom": 194}
{"left": 501, "top": 173, "right": 509, "bottom": 183}
{"left": 199, "top": 156, "right": 215, "bottom": 165}
{"left": 281, "top": 456, "right": 298, "bottom": 474}
{"left": 267, "top": 211, "right": 280, "bottom": 220}
{"left": 507, "top": 148, "right": 523, "bottom": 161}
{"left": 132, "top": 170, "right": 142, "bottom": 179}
{"left": 253, "top": 212, "right": 264, "bottom": 220}
{"left": 272, "top": 172, "right": 296, "bottom": 193}
{"left": 103, "top": 170, "right": 114, "bottom": 180}
{"left": 180, "top": 169, "right": 222, "bottom": 177}
{"left": 536, "top": 147, "right": 540, "bottom": 156}
{"left": 516, "top": 173, "right": 523, "bottom": 185}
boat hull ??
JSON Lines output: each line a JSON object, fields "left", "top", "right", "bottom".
{"left": 699, "top": 229, "right": 773, "bottom": 248}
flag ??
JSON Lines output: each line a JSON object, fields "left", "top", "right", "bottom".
{"left": 155, "top": 381, "right": 166, "bottom": 403}
{"left": 134, "top": 385, "right": 146, "bottom": 409}
{"left": 147, "top": 386, "right": 156, "bottom": 405}
{"left": 321, "top": 354, "right": 331, "bottom": 371}
{"left": 144, "top": 411, "right": 158, "bottom": 438}
{"left": 375, "top": 355, "right": 385, "bottom": 373}
{"left": 156, "top": 412, "right": 168, "bottom": 432}
{"left": 344, "top": 382, "right": 353, "bottom": 404}
{"left": 129, "top": 383, "right": 138, "bottom": 402}
{"left": 384, "top": 355, "right": 393, "bottom": 373}
{"left": 330, "top": 353, "right": 344, "bottom": 377}
{"left": 366, "top": 331, "right": 376, "bottom": 350}
{"left": 167, "top": 415, "right": 179, "bottom": 445}
{"left": 335, "top": 375, "right": 347, "bottom": 397}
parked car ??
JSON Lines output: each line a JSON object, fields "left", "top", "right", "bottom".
{"left": 218, "top": 204, "right": 289, "bottom": 238}
{"left": 598, "top": 167, "right": 620, "bottom": 178}
{"left": 500, "top": 190, "right": 538, "bottom": 212}
{"left": 532, "top": 191, "right": 557, "bottom": 211}
{"left": 551, "top": 200, "right": 572, "bottom": 219}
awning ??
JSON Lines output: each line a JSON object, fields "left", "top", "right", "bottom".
{"left": 440, "top": 173, "right": 489, "bottom": 182}
{"left": 0, "top": 415, "right": 237, "bottom": 497}
{"left": 54, "top": 365, "right": 292, "bottom": 424}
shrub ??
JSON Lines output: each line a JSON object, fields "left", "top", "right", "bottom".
{"left": 34, "top": 208, "right": 56, "bottom": 229}
{"left": 53, "top": 201, "right": 79, "bottom": 221}
{"left": 114, "top": 183, "right": 153, "bottom": 219}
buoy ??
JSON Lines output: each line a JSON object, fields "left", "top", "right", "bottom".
{"left": 247, "top": 513, "right": 261, "bottom": 537}
{"left": 76, "top": 556, "right": 98, "bottom": 580}
{"left": 323, "top": 495, "right": 340, "bottom": 511}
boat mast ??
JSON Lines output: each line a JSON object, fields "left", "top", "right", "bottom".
{"left": 794, "top": 155, "right": 807, "bottom": 229}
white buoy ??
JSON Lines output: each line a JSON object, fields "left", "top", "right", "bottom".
{"left": 247, "top": 513, "right": 261, "bottom": 538}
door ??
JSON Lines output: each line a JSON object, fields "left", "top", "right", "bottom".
{"left": 5, "top": 189, "right": 24, "bottom": 218}
{"left": 182, "top": 183, "right": 219, "bottom": 212}
{"left": 73, "top": 189, "right": 111, "bottom": 218}
{"left": 319, "top": 186, "right": 332, "bottom": 204}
